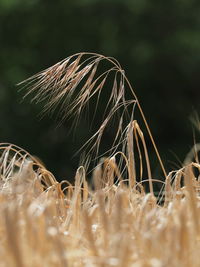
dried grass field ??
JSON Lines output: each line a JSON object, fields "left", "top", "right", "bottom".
{"left": 1, "top": 53, "right": 200, "bottom": 266}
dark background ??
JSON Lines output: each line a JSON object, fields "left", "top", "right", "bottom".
{"left": 1, "top": 0, "right": 200, "bottom": 181}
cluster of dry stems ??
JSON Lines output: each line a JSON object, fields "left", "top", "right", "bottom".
{"left": 0, "top": 53, "right": 200, "bottom": 266}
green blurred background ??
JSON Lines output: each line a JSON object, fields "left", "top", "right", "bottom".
{"left": 1, "top": 0, "right": 200, "bottom": 181}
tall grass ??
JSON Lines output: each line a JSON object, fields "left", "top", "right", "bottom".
{"left": 0, "top": 53, "right": 199, "bottom": 266}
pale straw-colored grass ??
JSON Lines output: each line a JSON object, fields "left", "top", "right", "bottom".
{"left": 0, "top": 53, "right": 199, "bottom": 266}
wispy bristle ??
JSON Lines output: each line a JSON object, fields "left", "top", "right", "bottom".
{"left": 19, "top": 52, "right": 167, "bottom": 179}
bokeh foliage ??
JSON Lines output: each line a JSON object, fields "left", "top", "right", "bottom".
{"left": 0, "top": 0, "right": 200, "bottom": 180}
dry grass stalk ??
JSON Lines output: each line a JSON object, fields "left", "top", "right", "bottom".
{"left": 0, "top": 148, "right": 200, "bottom": 266}
{"left": 19, "top": 52, "right": 166, "bottom": 178}
{"left": 1, "top": 53, "right": 199, "bottom": 266}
